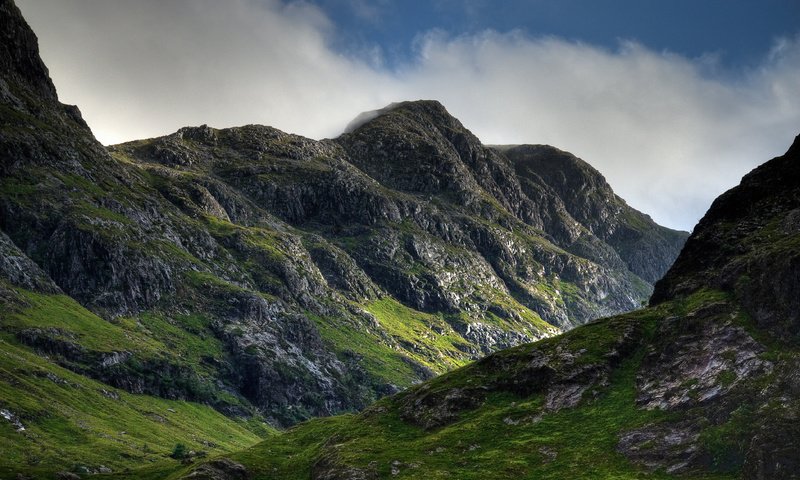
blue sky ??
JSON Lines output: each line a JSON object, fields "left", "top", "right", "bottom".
{"left": 313, "top": 0, "right": 800, "bottom": 70}
{"left": 16, "top": 0, "right": 800, "bottom": 230}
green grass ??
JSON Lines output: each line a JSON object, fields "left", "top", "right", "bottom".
{"left": 213, "top": 307, "right": 733, "bottom": 480}
{"left": 3, "top": 288, "right": 227, "bottom": 372}
{"left": 136, "top": 312, "right": 227, "bottom": 377}
{"left": 2, "top": 289, "right": 161, "bottom": 355}
{"left": 183, "top": 270, "right": 248, "bottom": 295}
{"left": 72, "top": 200, "right": 132, "bottom": 224}
{"left": 310, "top": 294, "right": 554, "bottom": 392}
{"left": 674, "top": 289, "right": 731, "bottom": 316}
{"left": 309, "top": 312, "right": 422, "bottom": 387}
{"left": 698, "top": 403, "right": 756, "bottom": 473}
{"left": 364, "top": 297, "right": 472, "bottom": 372}
{"left": 477, "top": 287, "right": 557, "bottom": 334}
{"left": 0, "top": 338, "right": 264, "bottom": 479}
{"left": 55, "top": 173, "right": 106, "bottom": 198}
{"left": 1, "top": 286, "right": 250, "bottom": 410}
{"left": 0, "top": 175, "right": 38, "bottom": 198}
{"left": 2, "top": 293, "right": 747, "bottom": 479}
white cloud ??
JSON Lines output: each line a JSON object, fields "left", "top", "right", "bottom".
{"left": 17, "top": 0, "right": 397, "bottom": 141}
{"left": 15, "top": 0, "right": 800, "bottom": 231}
{"left": 399, "top": 31, "right": 800, "bottom": 230}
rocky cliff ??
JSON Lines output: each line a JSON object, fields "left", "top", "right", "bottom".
{"left": 651, "top": 134, "right": 800, "bottom": 341}
{"left": 0, "top": 0, "right": 687, "bottom": 433}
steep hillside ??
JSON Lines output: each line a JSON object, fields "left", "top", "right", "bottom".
{"left": 177, "top": 136, "right": 800, "bottom": 479}
{"left": 501, "top": 144, "right": 688, "bottom": 284}
{"left": 0, "top": 214, "right": 272, "bottom": 478}
{"left": 0, "top": 0, "right": 685, "bottom": 441}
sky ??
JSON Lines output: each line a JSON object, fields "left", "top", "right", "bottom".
{"left": 15, "top": 0, "right": 800, "bottom": 231}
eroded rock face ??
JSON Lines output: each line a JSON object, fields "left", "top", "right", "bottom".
{"left": 44, "top": 223, "right": 176, "bottom": 316}
{"left": 312, "top": 457, "right": 378, "bottom": 480}
{"left": 0, "top": 230, "right": 59, "bottom": 293}
{"left": 502, "top": 144, "right": 688, "bottom": 285}
{"left": 742, "top": 412, "right": 800, "bottom": 479}
{"left": 652, "top": 134, "right": 800, "bottom": 344}
{"left": 618, "top": 423, "right": 701, "bottom": 474}
{"left": 637, "top": 304, "right": 772, "bottom": 411}
{"left": 618, "top": 137, "right": 800, "bottom": 477}
{"left": 217, "top": 291, "right": 370, "bottom": 422}
{"left": 0, "top": 0, "right": 57, "bottom": 101}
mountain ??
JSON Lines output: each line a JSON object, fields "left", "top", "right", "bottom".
{"left": 500, "top": 144, "right": 688, "bottom": 285}
{"left": 175, "top": 135, "right": 798, "bottom": 479}
{"left": 1, "top": 0, "right": 684, "bottom": 430}
{"left": 0, "top": 0, "right": 691, "bottom": 476}
{"left": 171, "top": 140, "right": 800, "bottom": 479}
{"left": 4, "top": 0, "right": 797, "bottom": 478}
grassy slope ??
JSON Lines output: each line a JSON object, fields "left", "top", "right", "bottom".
{"left": 2, "top": 285, "right": 248, "bottom": 407}
{"left": 0, "top": 337, "right": 267, "bottom": 479}
{"left": 0, "top": 287, "right": 271, "bottom": 478}
{"left": 0, "top": 270, "right": 775, "bottom": 479}
{"left": 225, "top": 314, "right": 675, "bottom": 479}
{"left": 156, "top": 291, "right": 783, "bottom": 480}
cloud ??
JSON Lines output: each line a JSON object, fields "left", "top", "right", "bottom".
{"left": 15, "top": 0, "right": 800, "bottom": 231}
{"left": 17, "top": 0, "right": 398, "bottom": 141}
{"left": 400, "top": 31, "right": 800, "bottom": 230}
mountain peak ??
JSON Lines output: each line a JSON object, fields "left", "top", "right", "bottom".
{"left": 386, "top": 99, "right": 450, "bottom": 116}
{"left": 343, "top": 100, "right": 453, "bottom": 134}
{"left": 787, "top": 132, "right": 800, "bottom": 157}
{"left": 0, "top": 0, "right": 57, "bottom": 101}
{"left": 336, "top": 99, "right": 486, "bottom": 204}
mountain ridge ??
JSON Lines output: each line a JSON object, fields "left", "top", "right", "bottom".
{"left": 177, "top": 130, "right": 800, "bottom": 480}
{"left": 1, "top": 0, "right": 684, "bottom": 426}
{"left": 0, "top": 0, "right": 708, "bottom": 476}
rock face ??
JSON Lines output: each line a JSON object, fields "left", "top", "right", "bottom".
{"left": 0, "top": 0, "right": 685, "bottom": 428}
{"left": 181, "top": 458, "right": 249, "bottom": 480}
{"left": 110, "top": 102, "right": 683, "bottom": 332}
{"left": 502, "top": 144, "right": 688, "bottom": 285}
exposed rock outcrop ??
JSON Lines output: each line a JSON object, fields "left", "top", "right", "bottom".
{"left": 651, "top": 134, "right": 800, "bottom": 343}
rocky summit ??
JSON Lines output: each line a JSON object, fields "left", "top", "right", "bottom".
{"left": 4, "top": 0, "right": 796, "bottom": 478}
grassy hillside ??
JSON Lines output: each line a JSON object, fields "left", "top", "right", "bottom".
{"left": 0, "top": 336, "right": 267, "bottom": 479}
{"left": 138, "top": 290, "right": 778, "bottom": 479}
